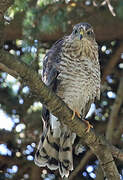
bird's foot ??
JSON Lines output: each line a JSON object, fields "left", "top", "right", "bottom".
{"left": 72, "top": 110, "right": 81, "bottom": 120}
{"left": 71, "top": 111, "right": 93, "bottom": 133}
{"left": 83, "top": 120, "right": 93, "bottom": 133}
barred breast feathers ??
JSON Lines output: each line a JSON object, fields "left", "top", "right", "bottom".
{"left": 56, "top": 36, "right": 100, "bottom": 116}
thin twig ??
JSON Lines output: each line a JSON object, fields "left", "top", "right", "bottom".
{"left": 93, "top": 0, "right": 116, "bottom": 16}
{"left": 69, "top": 150, "right": 93, "bottom": 180}
{"left": 105, "top": 0, "right": 116, "bottom": 16}
{"left": 113, "top": 116, "right": 123, "bottom": 143}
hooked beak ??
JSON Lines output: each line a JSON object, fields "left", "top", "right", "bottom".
{"left": 79, "top": 30, "right": 84, "bottom": 40}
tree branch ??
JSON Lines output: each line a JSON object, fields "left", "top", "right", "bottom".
{"left": 106, "top": 76, "right": 123, "bottom": 142}
{"left": 4, "top": 2, "right": 123, "bottom": 42}
{"left": 69, "top": 150, "right": 93, "bottom": 180}
{"left": 0, "top": 62, "right": 18, "bottom": 78}
{"left": 0, "top": 50, "right": 120, "bottom": 180}
{"left": 96, "top": 74, "right": 123, "bottom": 179}
{"left": 113, "top": 116, "right": 123, "bottom": 144}
{"left": 93, "top": 0, "right": 116, "bottom": 16}
{"left": 102, "top": 42, "right": 123, "bottom": 83}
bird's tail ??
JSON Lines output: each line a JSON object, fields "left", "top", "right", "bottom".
{"left": 35, "top": 124, "right": 76, "bottom": 177}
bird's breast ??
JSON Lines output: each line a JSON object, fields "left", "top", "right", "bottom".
{"left": 56, "top": 53, "right": 100, "bottom": 116}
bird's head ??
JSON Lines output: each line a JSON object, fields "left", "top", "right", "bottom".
{"left": 70, "top": 23, "right": 95, "bottom": 42}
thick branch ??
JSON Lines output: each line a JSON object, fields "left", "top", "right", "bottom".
{"left": 0, "top": 50, "right": 120, "bottom": 180}
{"left": 4, "top": 2, "right": 123, "bottom": 42}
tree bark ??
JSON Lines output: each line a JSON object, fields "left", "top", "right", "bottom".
{"left": 4, "top": 1, "right": 123, "bottom": 42}
{"left": 0, "top": 50, "right": 121, "bottom": 180}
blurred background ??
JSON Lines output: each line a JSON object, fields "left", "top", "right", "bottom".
{"left": 0, "top": 0, "right": 123, "bottom": 179}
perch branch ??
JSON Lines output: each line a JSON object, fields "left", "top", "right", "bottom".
{"left": 0, "top": 50, "right": 120, "bottom": 180}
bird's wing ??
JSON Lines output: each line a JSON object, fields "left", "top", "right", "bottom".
{"left": 42, "top": 38, "right": 64, "bottom": 125}
{"left": 35, "top": 38, "right": 75, "bottom": 177}
{"left": 42, "top": 39, "right": 64, "bottom": 88}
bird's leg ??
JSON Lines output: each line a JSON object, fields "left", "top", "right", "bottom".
{"left": 83, "top": 120, "right": 93, "bottom": 133}
{"left": 72, "top": 110, "right": 81, "bottom": 120}
{"left": 71, "top": 110, "right": 93, "bottom": 133}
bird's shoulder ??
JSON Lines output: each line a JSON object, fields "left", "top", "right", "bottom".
{"left": 43, "top": 38, "right": 65, "bottom": 67}
{"left": 42, "top": 37, "right": 67, "bottom": 87}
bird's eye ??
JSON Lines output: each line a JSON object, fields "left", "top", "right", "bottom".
{"left": 87, "top": 31, "right": 93, "bottom": 36}
{"left": 74, "top": 29, "right": 78, "bottom": 34}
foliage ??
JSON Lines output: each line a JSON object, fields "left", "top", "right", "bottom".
{"left": 0, "top": 0, "right": 123, "bottom": 180}
{"left": 116, "top": 0, "right": 123, "bottom": 18}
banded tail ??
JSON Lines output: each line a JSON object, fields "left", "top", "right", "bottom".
{"left": 35, "top": 114, "right": 76, "bottom": 177}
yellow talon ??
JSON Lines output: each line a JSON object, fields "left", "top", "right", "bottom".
{"left": 71, "top": 110, "right": 93, "bottom": 133}
{"left": 72, "top": 110, "right": 81, "bottom": 120}
{"left": 83, "top": 120, "right": 93, "bottom": 133}
{"left": 72, "top": 111, "right": 75, "bottom": 120}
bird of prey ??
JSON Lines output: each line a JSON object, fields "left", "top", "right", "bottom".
{"left": 35, "top": 22, "right": 100, "bottom": 177}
